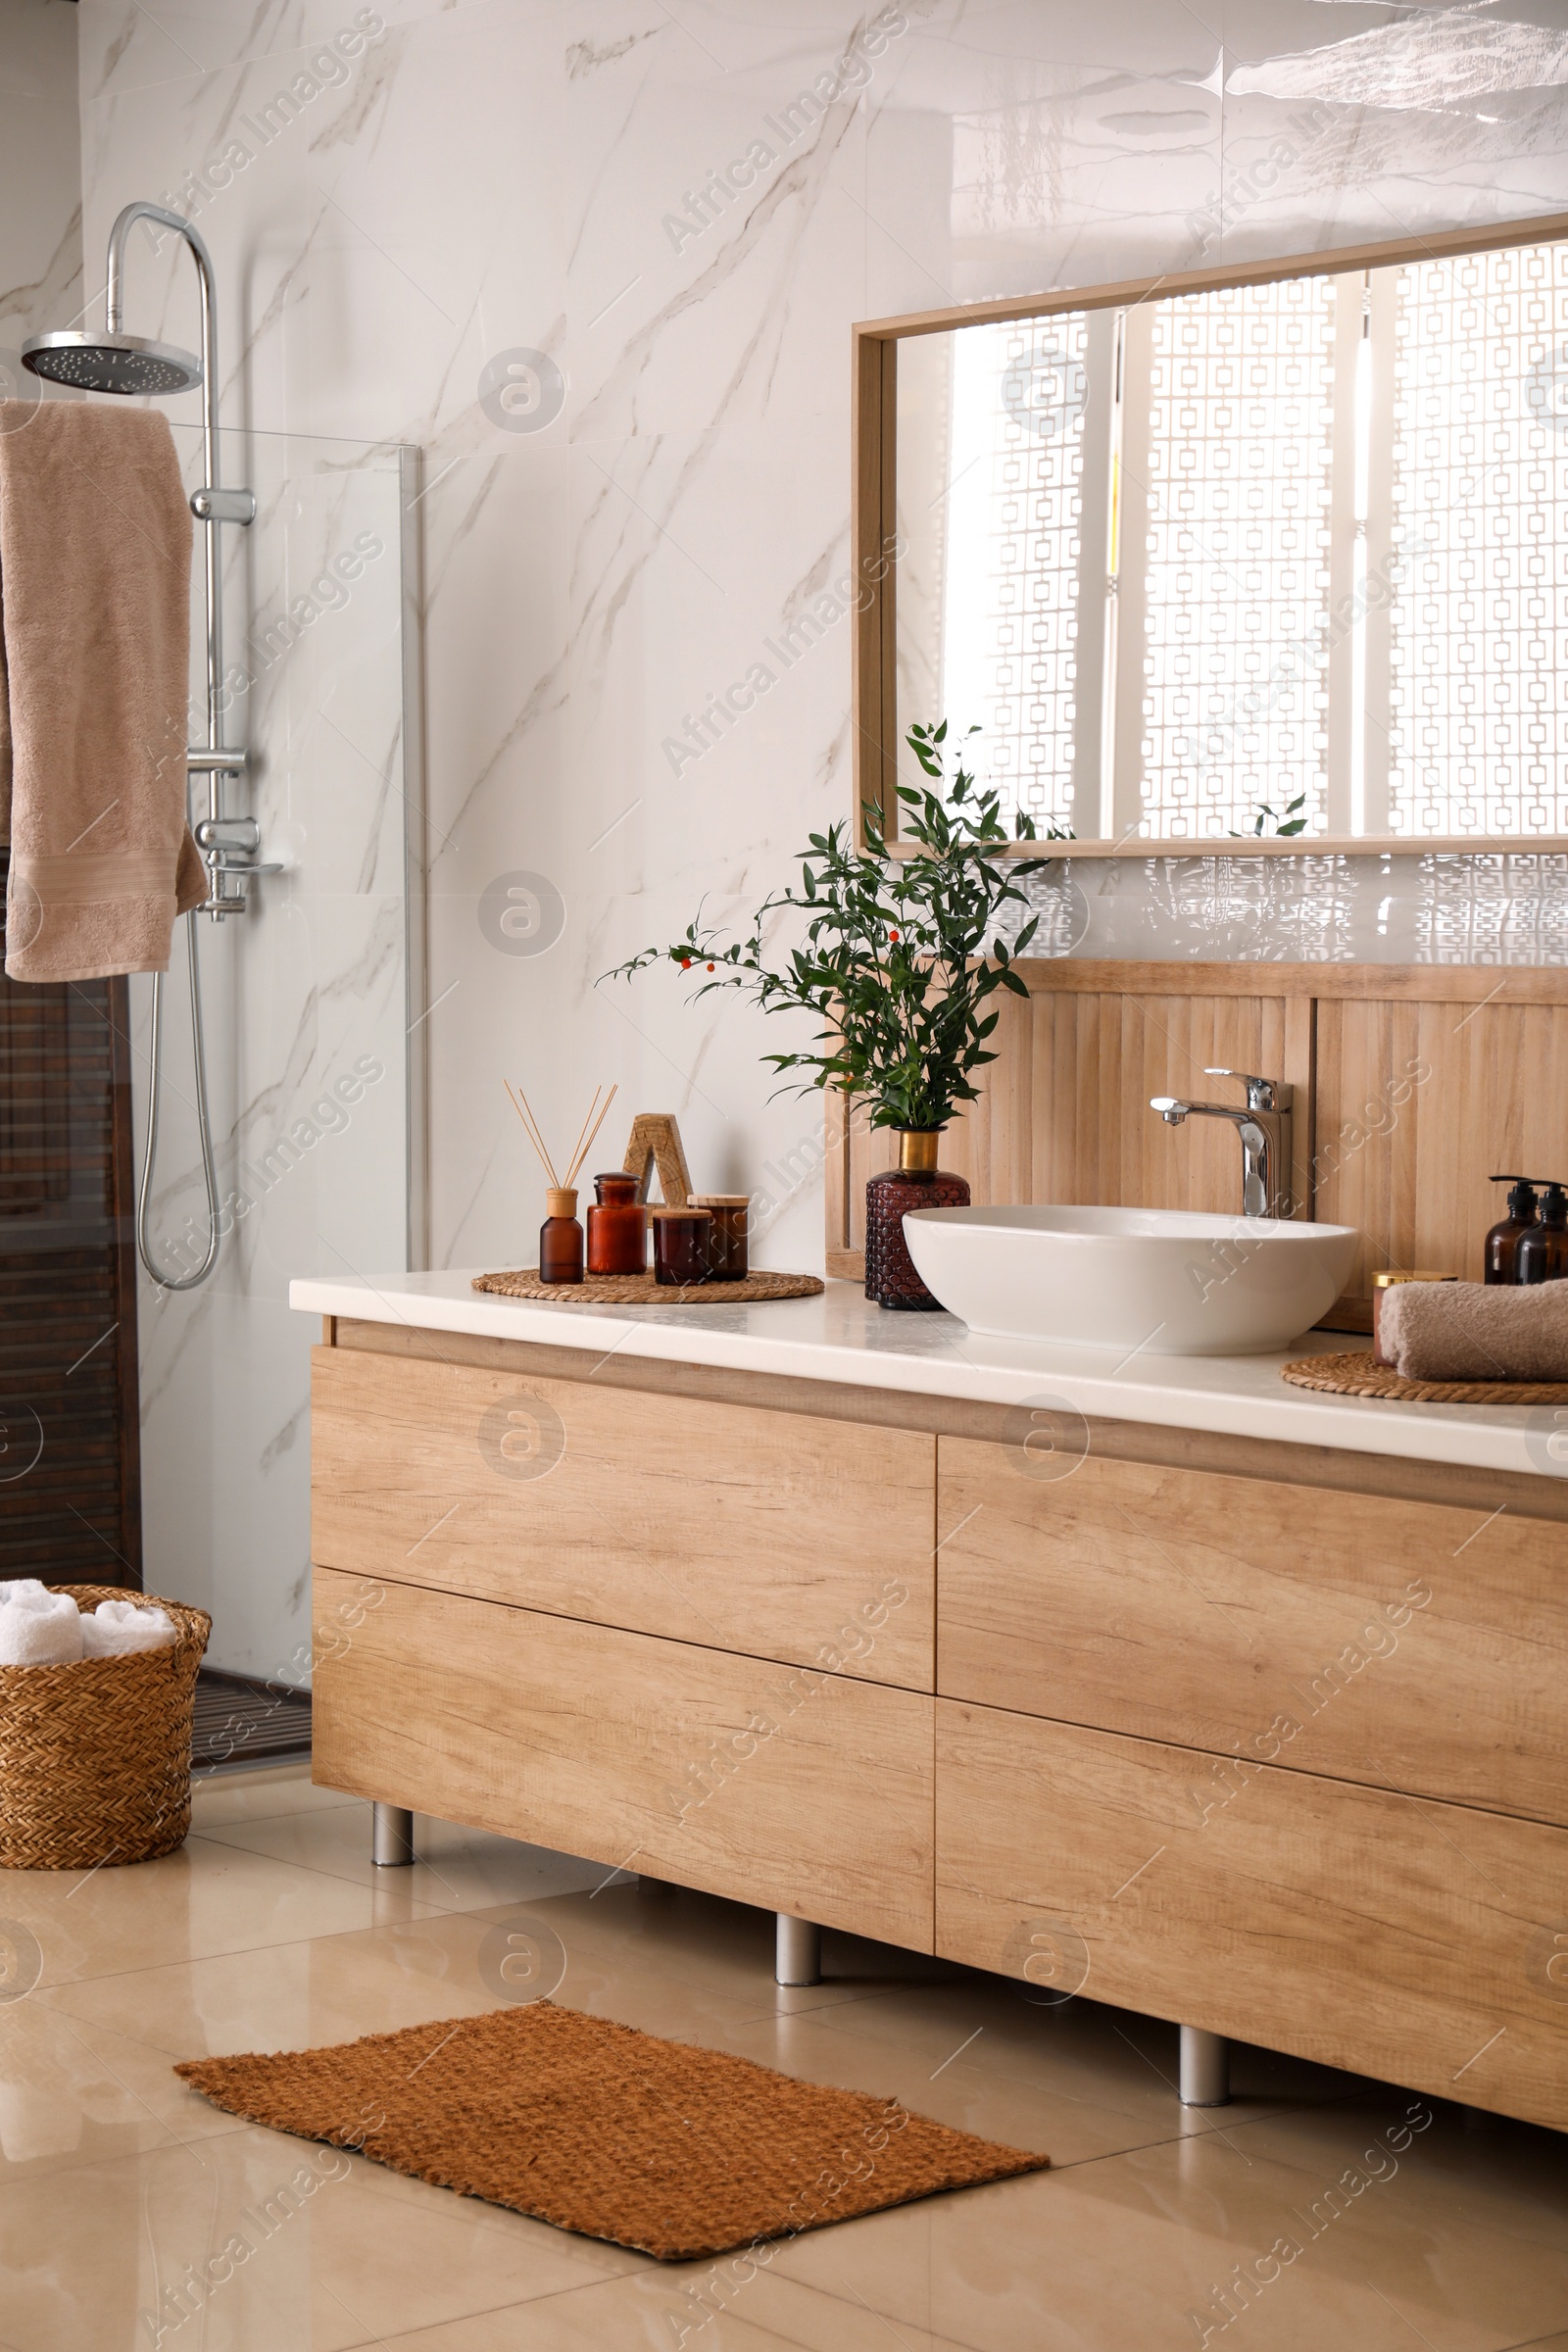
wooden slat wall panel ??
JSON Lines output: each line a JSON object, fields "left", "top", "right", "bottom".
{"left": 1313, "top": 999, "right": 1568, "bottom": 1294}
{"left": 0, "top": 985, "right": 70, "bottom": 1212}
{"left": 828, "top": 958, "right": 1568, "bottom": 1310}
{"left": 927, "top": 981, "right": 1035, "bottom": 1215}
{"left": 0, "top": 858, "right": 141, "bottom": 1587}
{"left": 1313, "top": 998, "right": 1425, "bottom": 1294}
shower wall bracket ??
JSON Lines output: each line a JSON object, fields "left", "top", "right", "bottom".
{"left": 185, "top": 749, "right": 279, "bottom": 917}
{"left": 190, "top": 485, "right": 256, "bottom": 525}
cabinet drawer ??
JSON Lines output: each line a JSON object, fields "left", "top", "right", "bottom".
{"left": 312, "top": 1346, "right": 932, "bottom": 1689}
{"left": 313, "top": 1567, "right": 934, "bottom": 1949}
{"left": 937, "top": 1439, "right": 1568, "bottom": 1825}
{"left": 937, "top": 1698, "right": 1568, "bottom": 2132}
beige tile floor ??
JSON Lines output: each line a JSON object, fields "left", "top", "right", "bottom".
{"left": 2, "top": 1761, "right": 1566, "bottom": 2350}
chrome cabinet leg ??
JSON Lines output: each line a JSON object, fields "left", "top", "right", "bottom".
{"left": 1179, "top": 2025, "right": 1230, "bottom": 2106}
{"left": 371, "top": 1803, "right": 415, "bottom": 1867}
{"left": 775, "top": 1913, "right": 821, "bottom": 1986}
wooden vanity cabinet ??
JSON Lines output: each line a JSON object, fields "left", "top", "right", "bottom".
{"left": 310, "top": 1318, "right": 1568, "bottom": 2132}
{"left": 937, "top": 1701, "right": 1568, "bottom": 2133}
{"left": 935, "top": 1438, "right": 1568, "bottom": 1826}
{"left": 313, "top": 1567, "right": 935, "bottom": 1948}
{"left": 311, "top": 1342, "right": 934, "bottom": 1687}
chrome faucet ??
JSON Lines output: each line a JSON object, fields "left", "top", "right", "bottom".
{"left": 1150, "top": 1070, "right": 1294, "bottom": 1219}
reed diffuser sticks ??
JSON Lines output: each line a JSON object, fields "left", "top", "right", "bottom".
{"left": 505, "top": 1081, "right": 618, "bottom": 1192}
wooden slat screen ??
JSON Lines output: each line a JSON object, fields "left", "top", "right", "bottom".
{"left": 0, "top": 850, "right": 141, "bottom": 1587}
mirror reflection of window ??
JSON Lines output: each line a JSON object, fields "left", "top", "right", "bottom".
{"left": 1134, "top": 274, "right": 1336, "bottom": 843}
{"left": 891, "top": 232, "right": 1568, "bottom": 847}
{"left": 1388, "top": 242, "right": 1568, "bottom": 840}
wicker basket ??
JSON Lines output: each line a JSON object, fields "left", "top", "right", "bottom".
{"left": 0, "top": 1585, "right": 211, "bottom": 1871}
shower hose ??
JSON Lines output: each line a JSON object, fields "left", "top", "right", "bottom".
{"left": 135, "top": 913, "right": 221, "bottom": 1291}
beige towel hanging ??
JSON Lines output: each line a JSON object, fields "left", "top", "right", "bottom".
{"left": 0, "top": 402, "right": 205, "bottom": 982}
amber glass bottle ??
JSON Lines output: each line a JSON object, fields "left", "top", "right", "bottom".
{"left": 586, "top": 1172, "right": 647, "bottom": 1275}
{"left": 864, "top": 1131, "right": 969, "bottom": 1311}
{"left": 538, "top": 1187, "right": 584, "bottom": 1283}
{"left": 1516, "top": 1182, "right": 1568, "bottom": 1285}
{"left": 1484, "top": 1177, "right": 1539, "bottom": 1284}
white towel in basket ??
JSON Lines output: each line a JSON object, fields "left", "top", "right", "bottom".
{"left": 0, "top": 1581, "right": 83, "bottom": 1666}
{"left": 79, "top": 1598, "right": 176, "bottom": 1657}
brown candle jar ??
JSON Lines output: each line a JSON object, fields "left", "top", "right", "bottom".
{"left": 864, "top": 1130, "right": 969, "bottom": 1310}
{"left": 688, "top": 1194, "right": 749, "bottom": 1280}
{"left": 586, "top": 1171, "right": 647, "bottom": 1276}
{"left": 538, "top": 1187, "right": 584, "bottom": 1284}
{"left": 652, "top": 1206, "right": 714, "bottom": 1287}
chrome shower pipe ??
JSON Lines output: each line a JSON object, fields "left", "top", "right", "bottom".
{"left": 109, "top": 205, "right": 246, "bottom": 1292}
{"left": 106, "top": 204, "right": 231, "bottom": 818}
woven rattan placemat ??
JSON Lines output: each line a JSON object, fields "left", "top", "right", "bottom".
{"left": 1282, "top": 1349, "right": 1568, "bottom": 1405}
{"left": 472, "top": 1267, "right": 824, "bottom": 1305}
{"left": 175, "top": 2002, "right": 1050, "bottom": 2261}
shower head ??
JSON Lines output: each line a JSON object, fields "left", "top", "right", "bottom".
{"left": 21, "top": 329, "right": 202, "bottom": 398}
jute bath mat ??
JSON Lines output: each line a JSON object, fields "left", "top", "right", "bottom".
{"left": 174, "top": 2003, "right": 1049, "bottom": 2261}
{"left": 472, "top": 1268, "right": 823, "bottom": 1306}
{"left": 1282, "top": 1348, "right": 1568, "bottom": 1405}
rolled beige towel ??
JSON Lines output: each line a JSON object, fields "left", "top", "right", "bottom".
{"left": 1379, "top": 1279, "right": 1568, "bottom": 1382}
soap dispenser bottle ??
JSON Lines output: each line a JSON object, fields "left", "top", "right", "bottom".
{"left": 1485, "top": 1175, "right": 1540, "bottom": 1284}
{"left": 1516, "top": 1181, "right": 1568, "bottom": 1286}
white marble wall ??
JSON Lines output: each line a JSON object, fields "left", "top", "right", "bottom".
{"left": 71, "top": 0, "right": 1568, "bottom": 1664}
{"left": 0, "top": 0, "right": 83, "bottom": 376}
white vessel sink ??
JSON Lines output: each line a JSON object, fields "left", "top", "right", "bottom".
{"left": 902, "top": 1203, "right": 1360, "bottom": 1356}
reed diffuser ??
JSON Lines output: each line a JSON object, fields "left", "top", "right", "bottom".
{"left": 506, "top": 1082, "right": 617, "bottom": 1285}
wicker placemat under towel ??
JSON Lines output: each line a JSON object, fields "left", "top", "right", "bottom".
{"left": 175, "top": 2002, "right": 1050, "bottom": 2262}
{"left": 472, "top": 1267, "right": 824, "bottom": 1305}
{"left": 1282, "top": 1349, "right": 1568, "bottom": 1405}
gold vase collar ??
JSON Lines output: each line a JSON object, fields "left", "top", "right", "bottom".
{"left": 897, "top": 1130, "right": 941, "bottom": 1173}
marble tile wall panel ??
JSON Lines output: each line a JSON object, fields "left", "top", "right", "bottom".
{"left": 0, "top": 0, "right": 83, "bottom": 394}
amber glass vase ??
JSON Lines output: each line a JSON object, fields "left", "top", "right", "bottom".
{"left": 864, "top": 1131, "right": 969, "bottom": 1311}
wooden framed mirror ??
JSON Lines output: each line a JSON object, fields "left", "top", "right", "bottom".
{"left": 853, "top": 213, "right": 1568, "bottom": 855}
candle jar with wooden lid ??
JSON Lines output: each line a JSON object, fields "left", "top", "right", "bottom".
{"left": 652, "top": 1206, "right": 715, "bottom": 1287}
{"left": 688, "top": 1194, "right": 749, "bottom": 1280}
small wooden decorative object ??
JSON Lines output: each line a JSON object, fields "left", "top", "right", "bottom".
{"left": 622, "top": 1113, "right": 693, "bottom": 1208}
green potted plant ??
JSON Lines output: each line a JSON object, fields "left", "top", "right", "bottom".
{"left": 608, "top": 723, "right": 1065, "bottom": 1308}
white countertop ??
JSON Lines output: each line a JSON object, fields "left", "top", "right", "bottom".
{"left": 290, "top": 1270, "right": 1565, "bottom": 1483}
